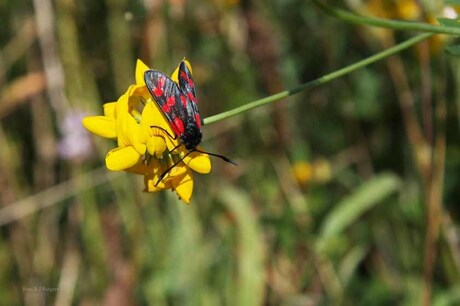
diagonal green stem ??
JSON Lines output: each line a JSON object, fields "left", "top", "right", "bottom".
{"left": 311, "top": 0, "right": 460, "bottom": 36}
{"left": 203, "top": 32, "right": 433, "bottom": 125}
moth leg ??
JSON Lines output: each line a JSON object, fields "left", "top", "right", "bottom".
{"left": 150, "top": 125, "right": 177, "bottom": 140}
{"left": 169, "top": 143, "right": 182, "bottom": 153}
{"left": 150, "top": 125, "right": 183, "bottom": 154}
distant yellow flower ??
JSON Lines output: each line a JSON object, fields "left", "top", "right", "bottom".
{"left": 359, "top": 0, "right": 452, "bottom": 55}
{"left": 396, "top": 0, "right": 419, "bottom": 20}
{"left": 292, "top": 158, "right": 331, "bottom": 186}
{"left": 82, "top": 59, "right": 211, "bottom": 204}
{"left": 358, "top": 0, "right": 420, "bottom": 41}
{"left": 362, "top": 0, "right": 419, "bottom": 20}
{"left": 292, "top": 161, "right": 313, "bottom": 185}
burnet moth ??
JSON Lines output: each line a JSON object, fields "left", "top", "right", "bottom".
{"left": 144, "top": 60, "right": 237, "bottom": 185}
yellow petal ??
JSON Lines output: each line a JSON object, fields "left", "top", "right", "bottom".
{"left": 170, "top": 59, "right": 192, "bottom": 83}
{"left": 127, "top": 162, "right": 150, "bottom": 175}
{"left": 117, "top": 112, "right": 146, "bottom": 154}
{"left": 184, "top": 149, "right": 211, "bottom": 174}
{"left": 103, "top": 102, "right": 117, "bottom": 118}
{"left": 143, "top": 159, "right": 174, "bottom": 190}
{"left": 146, "top": 136, "right": 167, "bottom": 157}
{"left": 169, "top": 163, "right": 188, "bottom": 177}
{"left": 133, "top": 84, "right": 151, "bottom": 102}
{"left": 141, "top": 101, "right": 179, "bottom": 149}
{"left": 144, "top": 177, "right": 164, "bottom": 193}
{"left": 127, "top": 93, "right": 143, "bottom": 122}
{"left": 82, "top": 116, "right": 117, "bottom": 138}
{"left": 171, "top": 65, "right": 180, "bottom": 83}
{"left": 115, "top": 87, "right": 131, "bottom": 115}
{"left": 106, "top": 146, "right": 140, "bottom": 170}
{"left": 135, "top": 59, "right": 150, "bottom": 85}
{"left": 153, "top": 161, "right": 188, "bottom": 184}
{"left": 171, "top": 166, "right": 194, "bottom": 204}
{"left": 141, "top": 102, "right": 173, "bottom": 134}
{"left": 144, "top": 172, "right": 170, "bottom": 191}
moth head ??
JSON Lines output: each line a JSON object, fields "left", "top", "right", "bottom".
{"left": 181, "top": 123, "right": 202, "bottom": 151}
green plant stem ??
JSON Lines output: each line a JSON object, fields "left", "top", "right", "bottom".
{"left": 311, "top": 0, "right": 460, "bottom": 36}
{"left": 203, "top": 32, "right": 433, "bottom": 125}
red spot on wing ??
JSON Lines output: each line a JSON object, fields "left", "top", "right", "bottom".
{"left": 154, "top": 75, "right": 166, "bottom": 96}
{"left": 166, "top": 96, "right": 176, "bottom": 107}
{"left": 180, "top": 95, "right": 187, "bottom": 107}
{"left": 195, "top": 114, "right": 201, "bottom": 128}
{"left": 162, "top": 103, "right": 170, "bottom": 113}
{"left": 158, "top": 75, "right": 165, "bottom": 87}
{"left": 173, "top": 117, "right": 185, "bottom": 135}
{"left": 161, "top": 96, "right": 176, "bottom": 114}
{"left": 154, "top": 87, "right": 163, "bottom": 97}
{"left": 181, "top": 70, "right": 194, "bottom": 88}
{"left": 187, "top": 92, "right": 197, "bottom": 103}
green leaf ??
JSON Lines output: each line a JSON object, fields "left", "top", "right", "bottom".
{"left": 437, "top": 18, "right": 460, "bottom": 28}
{"left": 445, "top": 44, "right": 460, "bottom": 56}
{"left": 220, "top": 187, "right": 266, "bottom": 306}
{"left": 338, "top": 246, "right": 368, "bottom": 285}
{"left": 433, "top": 286, "right": 460, "bottom": 306}
{"left": 318, "top": 173, "right": 400, "bottom": 245}
{"left": 446, "top": 0, "right": 460, "bottom": 5}
{"left": 349, "top": 68, "right": 382, "bottom": 120}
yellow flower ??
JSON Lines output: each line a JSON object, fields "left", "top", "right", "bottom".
{"left": 362, "top": 0, "right": 419, "bottom": 20}
{"left": 359, "top": 1, "right": 451, "bottom": 56}
{"left": 292, "top": 158, "right": 331, "bottom": 186}
{"left": 82, "top": 59, "right": 211, "bottom": 204}
{"left": 395, "top": 0, "right": 420, "bottom": 20}
{"left": 292, "top": 161, "right": 313, "bottom": 185}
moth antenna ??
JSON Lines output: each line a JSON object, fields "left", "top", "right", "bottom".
{"left": 194, "top": 149, "right": 238, "bottom": 166}
{"left": 150, "top": 126, "right": 181, "bottom": 154}
{"left": 150, "top": 125, "right": 177, "bottom": 140}
{"left": 155, "top": 150, "right": 193, "bottom": 186}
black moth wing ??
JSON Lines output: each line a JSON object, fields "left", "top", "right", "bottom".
{"left": 144, "top": 70, "right": 189, "bottom": 136}
{"left": 178, "top": 61, "right": 197, "bottom": 101}
{"left": 177, "top": 61, "right": 201, "bottom": 127}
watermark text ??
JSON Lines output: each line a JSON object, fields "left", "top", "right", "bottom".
{"left": 23, "top": 286, "right": 58, "bottom": 294}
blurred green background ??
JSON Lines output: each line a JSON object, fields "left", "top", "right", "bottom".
{"left": 1, "top": 0, "right": 460, "bottom": 305}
